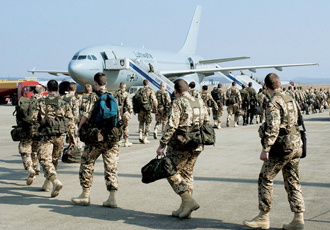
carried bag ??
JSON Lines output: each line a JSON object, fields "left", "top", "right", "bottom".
{"left": 254, "top": 106, "right": 263, "bottom": 115}
{"left": 200, "top": 123, "right": 215, "bottom": 145}
{"left": 79, "top": 123, "right": 103, "bottom": 143}
{"left": 141, "top": 155, "right": 177, "bottom": 184}
{"left": 62, "top": 144, "right": 82, "bottom": 163}
{"left": 10, "top": 126, "right": 29, "bottom": 142}
{"left": 171, "top": 126, "right": 202, "bottom": 151}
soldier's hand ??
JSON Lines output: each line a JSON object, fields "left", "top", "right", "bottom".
{"left": 156, "top": 147, "right": 164, "bottom": 156}
{"left": 260, "top": 150, "right": 269, "bottom": 161}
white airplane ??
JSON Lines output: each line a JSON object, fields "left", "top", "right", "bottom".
{"left": 29, "top": 5, "right": 317, "bottom": 93}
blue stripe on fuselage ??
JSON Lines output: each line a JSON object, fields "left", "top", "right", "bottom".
{"left": 129, "top": 62, "right": 161, "bottom": 89}
{"left": 226, "top": 74, "right": 243, "bottom": 87}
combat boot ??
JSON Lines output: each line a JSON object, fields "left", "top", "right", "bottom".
{"left": 71, "top": 187, "right": 90, "bottom": 205}
{"left": 172, "top": 197, "right": 191, "bottom": 218}
{"left": 243, "top": 211, "right": 270, "bottom": 229}
{"left": 103, "top": 191, "right": 117, "bottom": 208}
{"left": 124, "top": 139, "right": 132, "bottom": 147}
{"left": 143, "top": 136, "right": 150, "bottom": 144}
{"left": 217, "top": 122, "right": 221, "bottom": 129}
{"left": 139, "top": 131, "right": 143, "bottom": 143}
{"left": 213, "top": 122, "right": 218, "bottom": 128}
{"left": 153, "top": 128, "right": 158, "bottom": 139}
{"left": 178, "top": 191, "right": 200, "bottom": 219}
{"left": 26, "top": 168, "right": 36, "bottom": 186}
{"left": 41, "top": 178, "right": 51, "bottom": 192}
{"left": 49, "top": 175, "right": 63, "bottom": 198}
{"left": 282, "top": 212, "right": 305, "bottom": 230}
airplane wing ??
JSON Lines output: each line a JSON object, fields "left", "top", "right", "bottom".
{"left": 199, "top": 56, "right": 250, "bottom": 64}
{"left": 160, "top": 63, "right": 319, "bottom": 78}
{"left": 28, "top": 69, "right": 70, "bottom": 76}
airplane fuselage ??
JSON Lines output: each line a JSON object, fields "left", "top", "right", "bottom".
{"left": 68, "top": 45, "right": 214, "bottom": 92}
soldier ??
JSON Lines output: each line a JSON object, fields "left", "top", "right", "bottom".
{"left": 28, "top": 80, "right": 75, "bottom": 197}
{"left": 134, "top": 79, "right": 158, "bottom": 144}
{"left": 114, "top": 82, "right": 133, "bottom": 147}
{"left": 211, "top": 84, "right": 226, "bottom": 129}
{"left": 156, "top": 80, "right": 209, "bottom": 219}
{"left": 72, "top": 72, "right": 121, "bottom": 207}
{"left": 79, "top": 84, "right": 93, "bottom": 119}
{"left": 257, "top": 88, "right": 267, "bottom": 124}
{"left": 153, "top": 82, "right": 171, "bottom": 139}
{"left": 62, "top": 82, "right": 82, "bottom": 150}
{"left": 148, "top": 63, "right": 154, "bottom": 73}
{"left": 247, "top": 82, "right": 258, "bottom": 125}
{"left": 200, "top": 85, "right": 218, "bottom": 119}
{"left": 188, "top": 81, "right": 200, "bottom": 98}
{"left": 226, "top": 81, "right": 242, "bottom": 127}
{"left": 243, "top": 73, "right": 305, "bottom": 230}
{"left": 240, "top": 84, "right": 250, "bottom": 126}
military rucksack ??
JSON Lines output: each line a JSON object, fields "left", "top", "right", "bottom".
{"left": 43, "top": 97, "right": 69, "bottom": 136}
{"left": 79, "top": 94, "right": 90, "bottom": 118}
{"left": 133, "top": 88, "right": 152, "bottom": 112}
{"left": 114, "top": 90, "right": 124, "bottom": 107}
{"left": 201, "top": 92, "right": 213, "bottom": 107}
{"left": 227, "top": 88, "right": 239, "bottom": 105}
{"left": 211, "top": 89, "right": 221, "bottom": 101}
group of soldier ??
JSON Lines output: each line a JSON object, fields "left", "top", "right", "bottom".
{"left": 13, "top": 72, "right": 326, "bottom": 229}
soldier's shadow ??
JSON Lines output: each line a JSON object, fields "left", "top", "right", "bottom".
{"left": 38, "top": 204, "right": 253, "bottom": 229}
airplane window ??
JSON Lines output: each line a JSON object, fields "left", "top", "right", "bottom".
{"left": 88, "top": 55, "right": 92, "bottom": 60}
{"left": 78, "top": 55, "right": 86, "bottom": 60}
{"left": 72, "top": 55, "right": 78, "bottom": 60}
{"left": 91, "top": 55, "right": 97, "bottom": 60}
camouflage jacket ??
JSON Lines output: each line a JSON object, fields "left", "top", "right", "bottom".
{"left": 28, "top": 94, "right": 75, "bottom": 138}
{"left": 211, "top": 88, "right": 226, "bottom": 107}
{"left": 113, "top": 89, "right": 133, "bottom": 115}
{"left": 240, "top": 88, "right": 250, "bottom": 107}
{"left": 189, "top": 89, "right": 200, "bottom": 98}
{"left": 257, "top": 92, "right": 266, "bottom": 109}
{"left": 226, "top": 87, "right": 242, "bottom": 105}
{"left": 155, "top": 89, "right": 171, "bottom": 110}
{"left": 78, "top": 93, "right": 91, "bottom": 120}
{"left": 62, "top": 92, "right": 80, "bottom": 125}
{"left": 259, "top": 91, "right": 302, "bottom": 152}
{"left": 159, "top": 92, "right": 210, "bottom": 149}
{"left": 200, "top": 91, "right": 218, "bottom": 110}
{"left": 247, "top": 87, "right": 258, "bottom": 106}
{"left": 136, "top": 86, "right": 158, "bottom": 112}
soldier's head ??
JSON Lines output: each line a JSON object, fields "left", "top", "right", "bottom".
{"left": 94, "top": 72, "right": 107, "bottom": 88}
{"left": 84, "top": 84, "right": 92, "bottom": 94}
{"left": 34, "top": 85, "right": 44, "bottom": 95}
{"left": 202, "top": 85, "right": 208, "bottom": 91}
{"left": 68, "top": 82, "right": 77, "bottom": 92}
{"left": 174, "top": 80, "right": 189, "bottom": 96}
{"left": 242, "top": 84, "right": 246, "bottom": 89}
{"left": 248, "top": 82, "right": 252, "bottom": 87}
{"left": 232, "top": 81, "right": 237, "bottom": 87}
{"left": 264, "top": 73, "right": 281, "bottom": 91}
{"left": 47, "top": 80, "right": 59, "bottom": 93}
{"left": 258, "top": 88, "right": 263, "bottom": 93}
{"left": 160, "top": 82, "right": 166, "bottom": 90}
{"left": 143, "top": 79, "right": 149, "bottom": 86}
{"left": 119, "top": 82, "right": 126, "bottom": 90}
{"left": 189, "top": 81, "right": 196, "bottom": 89}
{"left": 217, "top": 83, "right": 222, "bottom": 89}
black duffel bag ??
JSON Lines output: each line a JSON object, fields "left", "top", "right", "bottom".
{"left": 141, "top": 155, "right": 177, "bottom": 184}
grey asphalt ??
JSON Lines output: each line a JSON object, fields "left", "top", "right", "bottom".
{"left": 0, "top": 104, "right": 329, "bottom": 230}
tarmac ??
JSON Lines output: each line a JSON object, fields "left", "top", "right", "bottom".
{"left": 0, "top": 103, "right": 329, "bottom": 230}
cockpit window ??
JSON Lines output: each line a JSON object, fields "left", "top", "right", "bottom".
{"left": 87, "top": 55, "right": 92, "bottom": 60}
{"left": 72, "top": 55, "right": 78, "bottom": 60}
{"left": 91, "top": 55, "right": 97, "bottom": 60}
{"left": 78, "top": 55, "right": 87, "bottom": 60}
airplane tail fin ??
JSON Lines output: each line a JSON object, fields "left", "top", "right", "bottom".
{"left": 179, "top": 5, "right": 202, "bottom": 54}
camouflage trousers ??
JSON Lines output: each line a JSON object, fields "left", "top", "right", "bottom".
{"left": 212, "top": 106, "right": 224, "bottom": 123}
{"left": 122, "top": 111, "right": 131, "bottom": 140}
{"left": 258, "top": 149, "right": 305, "bottom": 213}
{"left": 166, "top": 145, "right": 201, "bottom": 195}
{"left": 227, "top": 104, "right": 240, "bottom": 122}
{"left": 79, "top": 141, "right": 119, "bottom": 191}
{"left": 38, "top": 135, "right": 65, "bottom": 179}
{"left": 138, "top": 110, "right": 153, "bottom": 136}
{"left": 154, "top": 108, "right": 168, "bottom": 133}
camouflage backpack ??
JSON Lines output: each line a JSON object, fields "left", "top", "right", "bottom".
{"left": 79, "top": 94, "right": 90, "bottom": 118}
{"left": 156, "top": 90, "right": 170, "bottom": 112}
{"left": 133, "top": 87, "right": 152, "bottom": 112}
{"left": 227, "top": 88, "right": 239, "bottom": 105}
{"left": 43, "top": 97, "right": 69, "bottom": 136}
{"left": 201, "top": 92, "right": 213, "bottom": 107}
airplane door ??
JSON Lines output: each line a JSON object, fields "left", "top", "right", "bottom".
{"left": 103, "top": 49, "right": 117, "bottom": 69}
{"left": 188, "top": 57, "right": 195, "bottom": 69}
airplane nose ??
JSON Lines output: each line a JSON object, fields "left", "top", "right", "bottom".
{"left": 68, "top": 61, "right": 88, "bottom": 83}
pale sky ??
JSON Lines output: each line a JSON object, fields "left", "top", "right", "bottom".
{"left": 1, "top": 0, "right": 329, "bottom": 82}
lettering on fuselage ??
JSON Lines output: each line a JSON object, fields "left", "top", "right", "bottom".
{"left": 133, "top": 51, "right": 153, "bottom": 59}
{"left": 127, "top": 74, "right": 138, "bottom": 82}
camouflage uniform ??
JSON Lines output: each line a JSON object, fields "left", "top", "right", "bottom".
{"left": 29, "top": 94, "right": 75, "bottom": 179}
{"left": 211, "top": 88, "right": 226, "bottom": 125}
{"left": 247, "top": 87, "right": 258, "bottom": 124}
{"left": 258, "top": 91, "right": 305, "bottom": 213}
{"left": 189, "top": 89, "right": 200, "bottom": 98}
{"left": 240, "top": 88, "right": 250, "bottom": 125}
{"left": 136, "top": 87, "right": 158, "bottom": 137}
{"left": 79, "top": 93, "right": 91, "bottom": 121}
{"left": 154, "top": 89, "right": 171, "bottom": 133}
{"left": 257, "top": 92, "right": 266, "bottom": 123}
{"left": 226, "top": 86, "right": 242, "bottom": 126}
{"left": 79, "top": 88, "right": 120, "bottom": 191}
{"left": 114, "top": 89, "right": 133, "bottom": 140}
{"left": 159, "top": 92, "right": 209, "bottom": 195}
{"left": 200, "top": 91, "right": 218, "bottom": 117}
